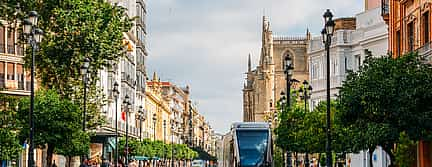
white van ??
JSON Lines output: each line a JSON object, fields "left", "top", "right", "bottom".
{"left": 192, "top": 160, "right": 205, "bottom": 167}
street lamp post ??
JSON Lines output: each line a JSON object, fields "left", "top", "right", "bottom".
{"left": 279, "top": 91, "right": 286, "bottom": 167}
{"left": 283, "top": 56, "right": 294, "bottom": 167}
{"left": 138, "top": 106, "right": 146, "bottom": 141}
{"left": 23, "top": 10, "right": 44, "bottom": 167}
{"left": 163, "top": 120, "right": 167, "bottom": 165}
{"left": 299, "top": 80, "right": 312, "bottom": 167}
{"left": 113, "top": 82, "right": 120, "bottom": 167}
{"left": 153, "top": 113, "right": 157, "bottom": 141}
{"left": 171, "top": 121, "right": 175, "bottom": 167}
{"left": 322, "top": 9, "right": 336, "bottom": 167}
{"left": 137, "top": 105, "right": 145, "bottom": 167}
{"left": 123, "top": 95, "right": 132, "bottom": 167}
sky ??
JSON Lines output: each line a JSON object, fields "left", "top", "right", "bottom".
{"left": 146, "top": 0, "right": 363, "bottom": 134}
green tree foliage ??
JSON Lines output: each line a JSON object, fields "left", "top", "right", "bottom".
{"left": 16, "top": 89, "right": 84, "bottom": 167}
{"left": 0, "top": 93, "right": 22, "bottom": 161}
{"left": 275, "top": 93, "right": 306, "bottom": 154}
{"left": 118, "top": 138, "right": 199, "bottom": 160}
{"left": 395, "top": 132, "right": 417, "bottom": 167}
{"left": 338, "top": 53, "right": 432, "bottom": 166}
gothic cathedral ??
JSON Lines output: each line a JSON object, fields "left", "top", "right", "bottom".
{"left": 243, "top": 16, "right": 310, "bottom": 122}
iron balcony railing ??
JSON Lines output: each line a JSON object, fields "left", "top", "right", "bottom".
{"left": 416, "top": 42, "right": 432, "bottom": 62}
{"left": 0, "top": 74, "right": 4, "bottom": 88}
{"left": 0, "top": 43, "right": 5, "bottom": 53}
{"left": 16, "top": 46, "right": 24, "bottom": 56}
{"left": 7, "top": 44, "right": 15, "bottom": 54}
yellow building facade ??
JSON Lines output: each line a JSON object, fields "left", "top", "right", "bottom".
{"left": 145, "top": 73, "right": 172, "bottom": 142}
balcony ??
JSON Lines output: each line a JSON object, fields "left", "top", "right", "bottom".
{"left": 5, "top": 80, "right": 18, "bottom": 90}
{"left": 417, "top": 42, "right": 432, "bottom": 63}
{"left": 0, "top": 44, "right": 4, "bottom": 53}
{"left": 381, "top": 0, "right": 389, "bottom": 24}
{"left": 121, "top": 72, "right": 135, "bottom": 88}
{"left": 7, "top": 45, "right": 15, "bottom": 54}
{"left": 18, "top": 81, "right": 24, "bottom": 90}
{"left": 0, "top": 75, "right": 4, "bottom": 88}
{"left": 16, "top": 46, "right": 24, "bottom": 56}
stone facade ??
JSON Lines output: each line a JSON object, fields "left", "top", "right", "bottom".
{"left": 243, "top": 16, "right": 310, "bottom": 122}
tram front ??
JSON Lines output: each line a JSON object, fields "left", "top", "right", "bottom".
{"left": 234, "top": 123, "right": 273, "bottom": 167}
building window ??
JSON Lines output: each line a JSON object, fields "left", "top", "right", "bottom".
{"left": 332, "top": 58, "right": 338, "bottom": 75}
{"left": 7, "top": 30, "right": 15, "bottom": 54}
{"left": 357, "top": 55, "right": 361, "bottom": 70}
{"left": 0, "top": 26, "right": 4, "bottom": 53}
{"left": 396, "top": 30, "right": 401, "bottom": 56}
{"left": 0, "top": 62, "right": 4, "bottom": 88}
{"left": 408, "top": 21, "right": 415, "bottom": 52}
{"left": 311, "top": 62, "right": 319, "bottom": 79}
{"left": 7, "top": 63, "right": 14, "bottom": 80}
{"left": 344, "top": 56, "right": 348, "bottom": 71}
{"left": 423, "top": 12, "right": 429, "bottom": 44}
{"left": 17, "top": 64, "right": 24, "bottom": 90}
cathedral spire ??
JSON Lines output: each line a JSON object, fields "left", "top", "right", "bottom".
{"left": 248, "top": 53, "right": 252, "bottom": 72}
{"left": 306, "top": 28, "right": 311, "bottom": 40}
{"left": 152, "top": 71, "right": 158, "bottom": 82}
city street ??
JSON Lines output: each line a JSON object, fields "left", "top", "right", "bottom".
{"left": 1, "top": 0, "right": 432, "bottom": 167}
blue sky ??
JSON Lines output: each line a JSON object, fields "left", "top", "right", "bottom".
{"left": 146, "top": 0, "right": 363, "bottom": 133}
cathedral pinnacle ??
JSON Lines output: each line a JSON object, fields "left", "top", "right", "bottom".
{"left": 248, "top": 53, "right": 252, "bottom": 72}
{"left": 152, "top": 71, "right": 158, "bottom": 82}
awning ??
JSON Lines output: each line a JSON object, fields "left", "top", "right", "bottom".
{"left": 132, "top": 156, "right": 149, "bottom": 161}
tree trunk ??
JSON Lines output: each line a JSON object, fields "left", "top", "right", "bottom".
{"left": 67, "top": 156, "right": 72, "bottom": 167}
{"left": 368, "top": 147, "right": 374, "bottom": 167}
{"left": 46, "top": 143, "right": 55, "bottom": 167}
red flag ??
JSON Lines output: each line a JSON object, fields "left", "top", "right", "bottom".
{"left": 121, "top": 111, "right": 126, "bottom": 121}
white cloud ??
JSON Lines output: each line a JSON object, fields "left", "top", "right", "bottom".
{"left": 147, "top": 0, "right": 362, "bottom": 133}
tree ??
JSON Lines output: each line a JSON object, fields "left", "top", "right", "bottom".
{"left": 2, "top": 0, "right": 132, "bottom": 130}
{"left": 0, "top": 93, "right": 22, "bottom": 161}
{"left": 17, "top": 89, "right": 84, "bottom": 167}
{"left": 338, "top": 53, "right": 432, "bottom": 166}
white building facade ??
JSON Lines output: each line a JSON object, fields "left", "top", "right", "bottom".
{"left": 307, "top": 7, "right": 389, "bottom": 167}
{"left": 93, "top": 0, "right": 148, "bottom": 161}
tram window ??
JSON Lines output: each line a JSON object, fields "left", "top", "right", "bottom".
{"left": 236, "top": 130, "right": 269, "bottom": 166}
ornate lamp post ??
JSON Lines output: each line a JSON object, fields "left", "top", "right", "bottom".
{"left": 153, "top": 113, "right": 157, "bottom": 141}
{"left": 171, "top": 120, "right": 175, "bottom": 167}
{"left": 283, "top": 56, "right": 294, "bottom": 167}
{"left": 123, "top": 95, "right": 132, "bottom": 167}
{"left": 137, "top": 105, "right": 145, "bottom": 167}
{"left": 23, "top": 10, "right": 43, "bottom": 167}
{"left": 113, "top": 82, "right": 120, "bottom": 167}
{"left": 279, "top": 91, "right": 286, "bottom": 167}
{"left": 298, "top": 80, "right": 312, "bottom": 167}
{"left": 322, "top": 9, "right": 336, "bottom": 167}
{"left": 163, "top": 120, "right": 167, "bottom": 165}
{"left": 138, "top": 105, "right": 146, "bottom": 140}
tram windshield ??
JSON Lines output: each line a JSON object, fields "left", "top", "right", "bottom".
{"left": 236, "top": 130, "right": 269, "bottom": 167}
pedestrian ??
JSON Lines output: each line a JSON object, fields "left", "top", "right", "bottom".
{"left": 101, "top": 158, "right": 110, "bottom": 167}
{"left": 79, "top": 158, "right": 89, "bottom": 167}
